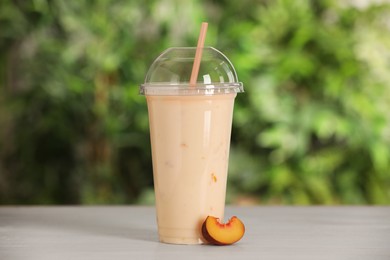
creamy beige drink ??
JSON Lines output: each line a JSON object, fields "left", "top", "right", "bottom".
{"left": 146, "top": 94, "right": 236, "bottom": 244}
{"left": 140, "top": 46, "right": 243, "bottom": 244}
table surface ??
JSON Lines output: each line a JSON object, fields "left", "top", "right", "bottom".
{"left": 0, "top": 206, "right": 389, "bottom": 260}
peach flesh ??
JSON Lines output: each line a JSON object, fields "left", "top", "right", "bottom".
{"left": 201, "top": 216, "right": 245, "bottom": 245}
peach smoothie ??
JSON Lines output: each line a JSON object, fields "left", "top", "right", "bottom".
{"left": 140, "top": 46, "right": 243, "bottom": 244}
{"left": 146, "top": 93, "right": 236, "bottom": 244}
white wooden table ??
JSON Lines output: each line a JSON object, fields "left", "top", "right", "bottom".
{"left": 1, "top": 206, "right": 389, "bottom": 260}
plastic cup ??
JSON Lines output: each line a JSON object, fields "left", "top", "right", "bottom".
{"left": 140, "top": 47, "right": 243, "bottom": 244}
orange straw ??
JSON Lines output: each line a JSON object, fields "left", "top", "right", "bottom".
{"left": 190, "top": 22, "right": 208, "bottom": 87}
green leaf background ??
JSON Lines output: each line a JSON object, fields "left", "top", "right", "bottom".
{"left": 1, "top": 0, "right": 389, "bottom": 205}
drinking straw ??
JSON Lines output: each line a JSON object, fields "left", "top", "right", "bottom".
{"left": 190, "top": 22, "right": 208, "bottom": 87}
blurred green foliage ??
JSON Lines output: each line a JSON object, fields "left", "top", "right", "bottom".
{"left": 1, "top": 0, "right": 390, "bottom": 205}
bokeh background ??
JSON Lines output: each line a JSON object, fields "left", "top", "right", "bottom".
{"left": 1, "top": 0, "right": 390, "bottom": 205}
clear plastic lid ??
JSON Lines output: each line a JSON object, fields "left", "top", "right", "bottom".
{"left": 140, "top": 47, "right": 244, "bottom": 95}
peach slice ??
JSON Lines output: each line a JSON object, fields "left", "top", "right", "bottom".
{"left": 201, "top": 216, "right": 245, "bottom": 245}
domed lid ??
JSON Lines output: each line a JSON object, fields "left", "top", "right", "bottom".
{"left": 140, "top": 47, "right": 243, "bottom": 95}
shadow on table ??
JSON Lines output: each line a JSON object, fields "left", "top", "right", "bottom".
{"left": 11, "top": 207, "right": 158, "bottom": 243}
